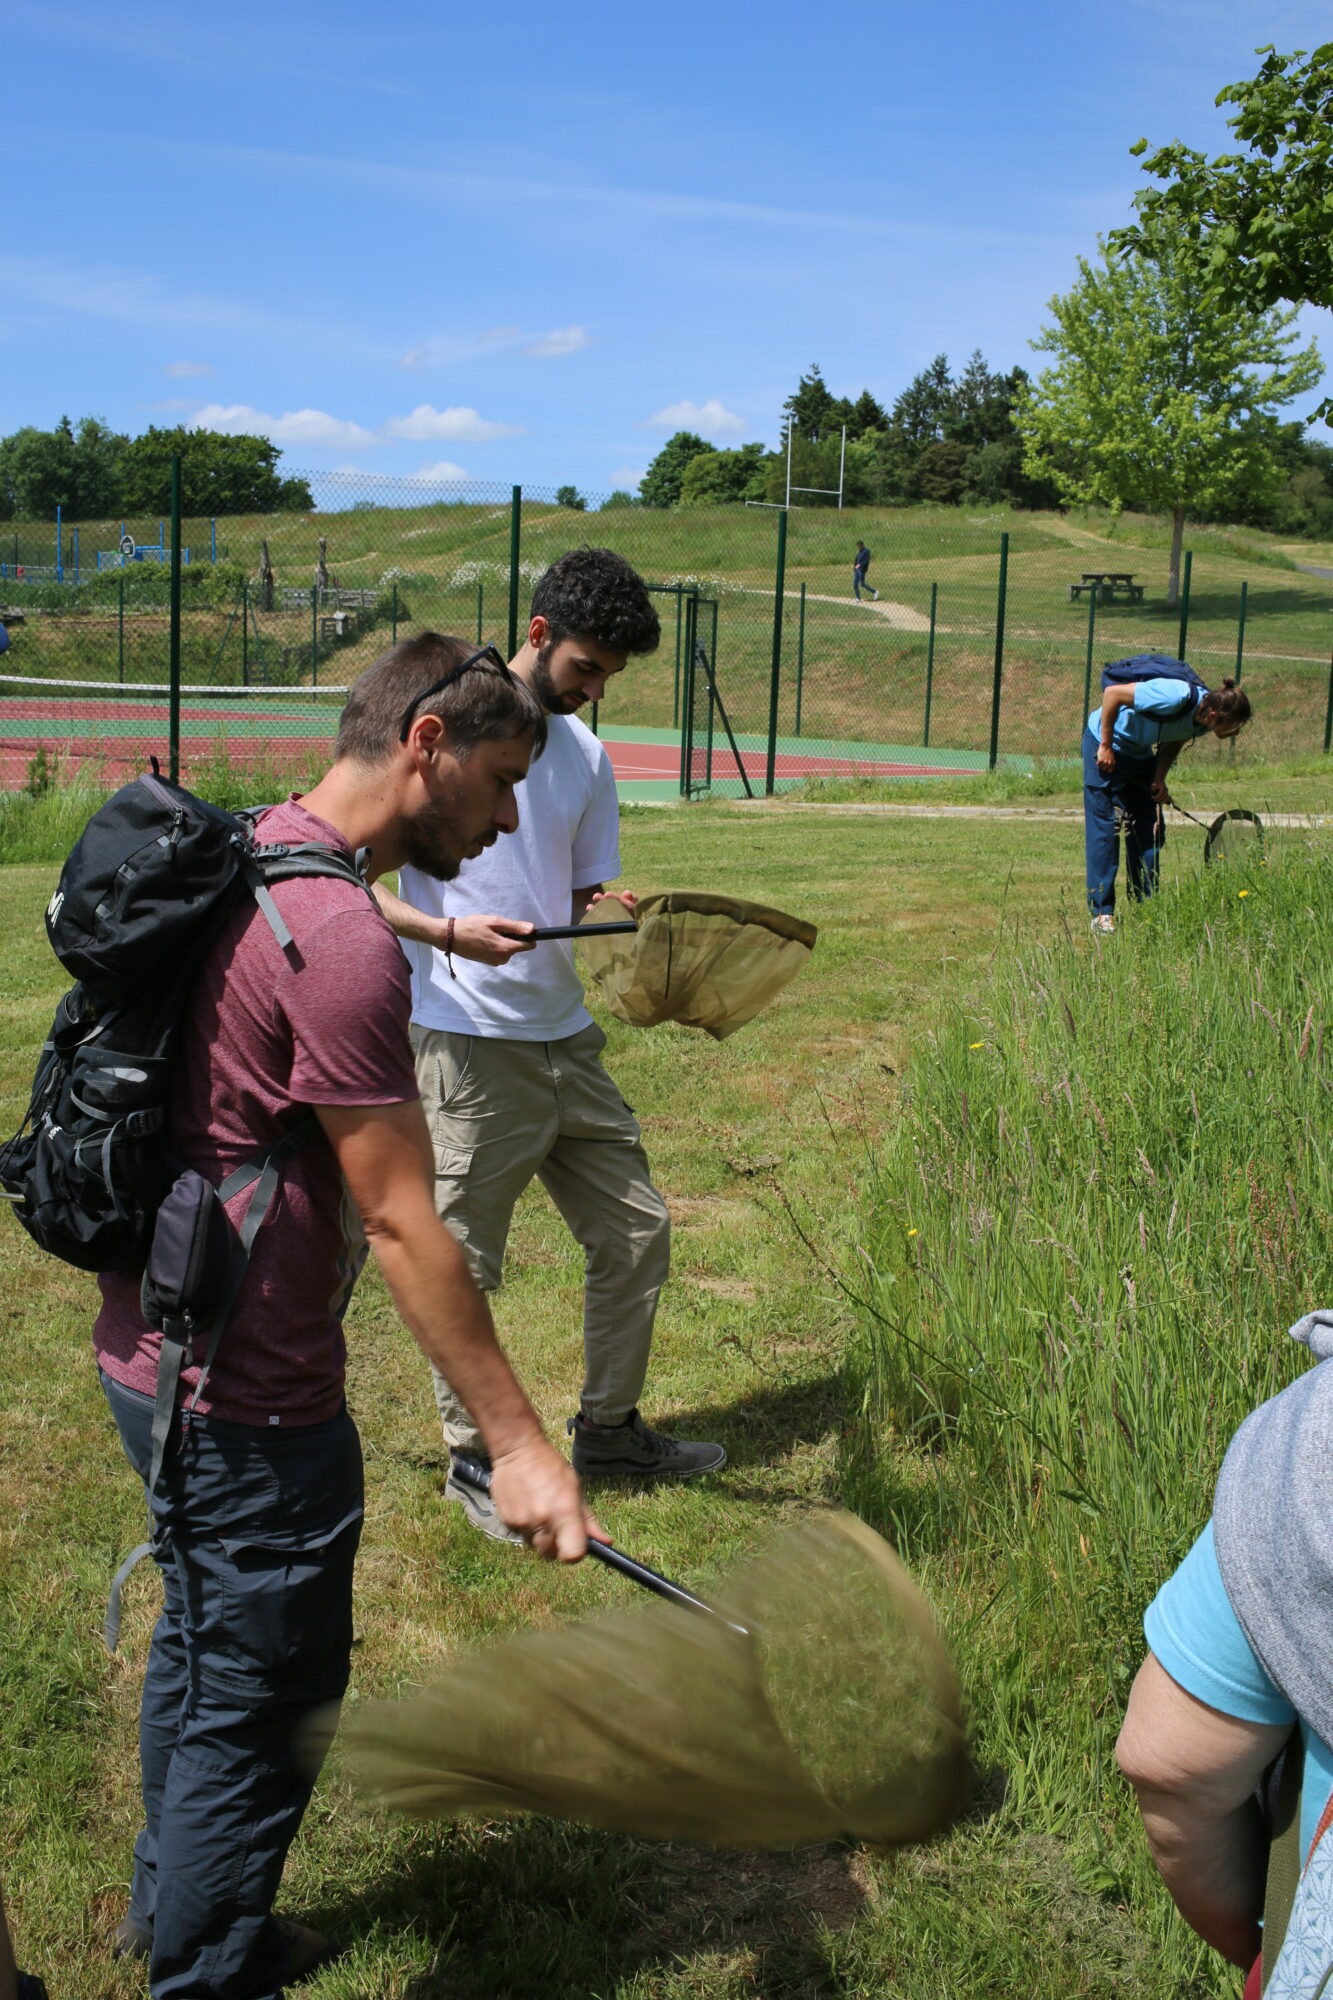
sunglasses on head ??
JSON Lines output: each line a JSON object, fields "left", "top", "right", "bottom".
{"left": 397, "top": 643, "right": 511, "bottom": 742}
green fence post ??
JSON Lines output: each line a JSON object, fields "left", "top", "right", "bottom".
{"left": 507, "top": 485, "right": 522, "bottom": 658}
{"left": 310, "top": 585, "right": 319, "bottom": 687}
{"left": 241, "top": 580, "right": 249, "bottom": 687}
{"left": 765, "top": 511, "right": 788, "bottom": 797}
{"left": 590, "top": 700, "right": 599, "bottom": 737}
{"left": 118, "top": 572, "right": 125, "bottom": 685}
{"left": 1082, "top": 581, "right": 1097, "bottom": 721}
{"left": 476, "top": 580, "right": 484, "bottom": 643}
{"left": 671, "top": 586, "right": 683, "bottom": 729}
{"left": 168, "top": 456, "right": 182, "bottom": 782}
{"left": 1324, "top": 647, "right": 1333, "bottom": 754}
{"left": 678, "top": 592, "right": 697, "bottom": 796}
{"left": 794, "top": 582, "right": 806, "bottom": 737}
{"left": 1235, "top": 580, "right": 1248, "bottom": 683}
{"left": 391, "top": 582, "right": 398, "bottom": 644}
{"left": 924, "top": 582, "right": 937, "bottom": 748}
{"left": 1177, "top": 549, "right": 1193, "bottom": 660}
{"left": 988, "top": 533, "right": 1008, "bottom": 772}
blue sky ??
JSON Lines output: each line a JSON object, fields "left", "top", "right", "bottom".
{"left": 4, "top": 0, "right": 1329, "bottom": 499}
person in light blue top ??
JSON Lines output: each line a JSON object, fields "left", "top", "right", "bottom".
{"left": 1118, "top": 1311, "right": 1333, "bottom": 1987}
{"left": 1083, "top": 672, "right": 1251, "bottom": 932}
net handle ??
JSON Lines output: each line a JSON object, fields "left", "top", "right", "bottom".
{"left": 449, "top": 1459, "right": 747, "bottom": 1632}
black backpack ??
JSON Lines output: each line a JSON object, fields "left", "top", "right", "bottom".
{"left": 0, "top": 766, "right": 371, "bottom": 1529}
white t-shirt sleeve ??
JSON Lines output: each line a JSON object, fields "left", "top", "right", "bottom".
{"left": 570, "top": 743, "right": 621, "bottom": 891}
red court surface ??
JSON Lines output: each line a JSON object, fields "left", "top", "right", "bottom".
{"left": 0, "top": 705, "right": 975, "bottom": 792}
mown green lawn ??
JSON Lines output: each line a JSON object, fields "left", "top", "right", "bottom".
{"left": 0, "top": 801, "right": 1299, "bottom": 1997}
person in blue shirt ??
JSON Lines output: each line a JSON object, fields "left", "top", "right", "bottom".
{"left": 1117, "top": 1311, "right": 1333, "bottom": 1988}
{"left": 852, "top": 542, "right": 878, "bottom": 602}
{"left": 1084, "top": 673, "right": 1251, "bottom": 933}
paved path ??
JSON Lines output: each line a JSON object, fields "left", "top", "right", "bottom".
{"left": 735, "top": 800, "right": 1333, "bottom": 828}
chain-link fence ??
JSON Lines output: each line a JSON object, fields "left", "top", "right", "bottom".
{"left": 1, "top": 465, "right": 1330, "bottom": 800}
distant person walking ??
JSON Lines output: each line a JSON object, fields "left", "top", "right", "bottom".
{"left": 852, "top": 541, "right": 878, "bottom": 602}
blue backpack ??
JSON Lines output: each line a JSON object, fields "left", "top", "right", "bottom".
{"left": 1100, "top": 653, "right": 1208, "bottom": 718}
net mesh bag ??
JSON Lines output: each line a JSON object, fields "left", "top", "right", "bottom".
{"left": 577, "top": 892, "right": 816, "bottom": 1041}
{"left": 345, "top": 1511, "right": 967, "bottom": 1851}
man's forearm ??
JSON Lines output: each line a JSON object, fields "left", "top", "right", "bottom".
{"left": 1154, "top": 742, "right": 1184, "bottom": 784}
{"left": 372, "top": 880, "right": 448, "bottom": 947}
{"left": 1134, "top": 1790, "right": 1266, "bottom": 1968}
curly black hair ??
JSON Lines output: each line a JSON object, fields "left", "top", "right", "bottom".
{"left": 530, "top": 547, "right": 661, "bottom": 656}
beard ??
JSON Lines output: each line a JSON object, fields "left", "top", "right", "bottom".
{"left": 530, "top": 643, "right": 583, "bottom": 715}
{"left": 402, "top": 781, "right": 493, "bottom": 881}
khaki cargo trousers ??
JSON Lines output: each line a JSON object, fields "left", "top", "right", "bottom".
{"left": 413, "top": 1021, "right": 671, "bottom": 1451}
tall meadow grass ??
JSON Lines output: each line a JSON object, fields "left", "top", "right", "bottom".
{"left": 844, "top": 838, "right": 1333, "bottom": 1988}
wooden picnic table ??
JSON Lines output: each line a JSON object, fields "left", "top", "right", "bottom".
{"left": 1069, "top": 571, "right": 1144, "bottom": 605}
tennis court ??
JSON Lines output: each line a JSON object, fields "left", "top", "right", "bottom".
{"left": 0, "top": 676, "right": 1027, "bottom": 803}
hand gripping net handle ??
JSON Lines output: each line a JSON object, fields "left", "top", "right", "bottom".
{"left": 449, "top": 1457, "right": 746, "bottom": 1631}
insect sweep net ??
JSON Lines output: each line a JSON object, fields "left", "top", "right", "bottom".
{"left": 343, "top": 1511, "right": 967, "bottom": 1851}
{"left": 577, "top": 892, "right": 817, "bottom": 1041}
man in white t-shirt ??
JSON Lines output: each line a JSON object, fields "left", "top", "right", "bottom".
{"left": 375, "top": 549, "right": 724, "bottom": 1537}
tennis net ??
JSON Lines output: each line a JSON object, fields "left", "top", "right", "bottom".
{"left": 0, "top": 672, "right": 347, "bottom": 793}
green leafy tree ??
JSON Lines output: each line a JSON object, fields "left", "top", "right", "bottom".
{"left": 553, "top": 484, "right": 587, "bottom": 511}
{"left": 120, "top": 427, "right": 313, "bottom": 515}
{"left": 888, "top": 356, "right": 956, "bottom": 451}
{"left": 1017, "top": 233, "right": 1321, "bottom": 601}
{"left": 639, "top": 432, "right": 715, "bottom": 508}
{"left": 782, "top": 364, "right": 842, "bottom": 444}
{"left": 678, "top": 442, "right": 769, "bottom": 506}
{"left": 1112, "top": 40, "right": 1333, "bottom": 421}
{"left": 599, "top": 490, "right": 639, "bottom": 511}
{"left": 0, "top": 415, "right": 127, "bottom": 519}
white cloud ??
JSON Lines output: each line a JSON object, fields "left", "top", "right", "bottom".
{"left": 189, "top": 403, "right": 377, "bottom": 448}
{"left": 165, "top": 359, "right": 213, "bottom": 378}
{"left": 400, "top": 327, "right": 520, "bottom": 369}
{"left": 646, "top": 398, "right": 745, "bottom": 438}
{"left": 522, "top": 325, "right": 590, "bottom": 357}
{"left": 609, "top": 466, "right": 646, "bottom": 491}
{"left": 383, "top": 403, "right": 521, "bottom": 442}
{"left": 408, "top": 460, "right": 471, "bottom": 483}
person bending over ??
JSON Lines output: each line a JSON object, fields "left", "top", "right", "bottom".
{"left": 95, "top": 634, "right": 600, "bottom": 1997}
{"left": 1083, "top": 673, "right": 1250, "bottom": 934}
{"left": 375, "top": 548, "right": 725, "bottom": 1541}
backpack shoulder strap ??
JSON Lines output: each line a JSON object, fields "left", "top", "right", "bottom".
{"left": 242, "top": 843, "right": 374, "bottom": 954}
{"left": 1262, "top": 1730, "right": 1307, "bottom": 1990}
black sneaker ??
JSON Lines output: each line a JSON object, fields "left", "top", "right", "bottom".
{"left": 111, "top": 1915, "right": 151, "bottom": 1962}
{"left": 444, "top": 1449, "right": 524, "bottom": 1544}
{"left": 112, "top": 1914, "right": 334, "bottom": 1979}
{"left": 567, "top": 1410, "right": 726, "bottom": 1482}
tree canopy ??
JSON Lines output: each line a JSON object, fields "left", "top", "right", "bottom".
{"left": 1015, "top": 229, "right": 1322, "bottom": 600}
{"left": 0, "top": 417, "right": 314, "bottom": 521}
{"left": 1111, "top": 41, "right": 1332, "bottom": 421}
{"left": 639, "top": 432, "right": 718, "bottom": 508}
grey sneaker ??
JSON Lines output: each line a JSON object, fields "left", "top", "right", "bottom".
{"left": 568, "top": 1409, "right": 726, "bottom": 1482}
{"left": 444, "top": 1449, "right": 524, "bottom": 1545}
{"left": 1090, "top": 913, "right": 1116, "bottom": 936}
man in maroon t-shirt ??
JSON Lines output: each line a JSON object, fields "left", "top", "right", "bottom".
{"left": 98, "top": 634, "right": 601, "bottom": 1999}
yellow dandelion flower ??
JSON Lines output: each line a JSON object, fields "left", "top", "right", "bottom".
{"left": 1238, "top": 890, "right": 1250, "bottom": 899}
{"left": 969, "top": 1040, "right": 986, "bottom": 1049}
{"left": 907, "top": 1228, "right": 919, "bottom": 1238}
